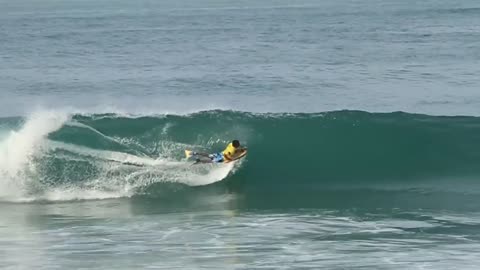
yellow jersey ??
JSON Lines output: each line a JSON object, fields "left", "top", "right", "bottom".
{"left": 222, "top": 143, "right": 238, "bottom": 161}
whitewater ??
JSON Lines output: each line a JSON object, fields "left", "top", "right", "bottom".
{"left": 0, "top": 110, "right": 238, "bottom": 202}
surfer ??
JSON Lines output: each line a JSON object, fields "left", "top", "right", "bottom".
{"left": 187, "top": 140, "right": 247, "bottom": 163}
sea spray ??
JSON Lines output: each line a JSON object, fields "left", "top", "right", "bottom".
{"left": 0, "top": 111, "right": 69, "bottom": 199}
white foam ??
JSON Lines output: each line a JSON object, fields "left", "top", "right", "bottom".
{"left": 0, "top": 110, "right": 69, "bottom": 200}
{"left": 21, "top": 156, "right": 236, "bottom": 202}
{"left": 15, "top": 188, "right": 129, "bottom": 203}
{"left": 0, "top": 109, "right": 243, "bottom": 202}
{"left": 46, "top": 140, "right": 237, "bottom": 187}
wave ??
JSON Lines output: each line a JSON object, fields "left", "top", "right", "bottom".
{"left": 1, "top": 110, "right": 480, "bottom": 202}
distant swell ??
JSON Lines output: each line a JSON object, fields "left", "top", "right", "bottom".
{"left": 1, "top": 110, "right": 480, "bottom": 202}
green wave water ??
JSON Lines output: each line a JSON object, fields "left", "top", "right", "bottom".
{"left": 1, "top": 110, "right": 480, "bottom": 207}
{"left": 71, "top": 110, "right": 480, "bottom": 182}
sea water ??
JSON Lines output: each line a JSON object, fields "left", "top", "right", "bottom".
{"left": 1, "top": 0, "right": 480, "bottom": 269}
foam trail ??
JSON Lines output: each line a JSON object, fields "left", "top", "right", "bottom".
{"left": 6, "top": 140, "right": 236, "bottom": 202}
{"left": 0, "top": 111, "right": 68, "bottom": 199}
{"left": 48, "top": 141, "right": 173, "bottom": 167}
{"left": 0, "top": 111, "right": 253, "bottom": 202}
{"left": 53, "top": 140, "right": 236, "bottom": 187}
{"left": 47, "top": 140, "right": 236, "bottom": 186}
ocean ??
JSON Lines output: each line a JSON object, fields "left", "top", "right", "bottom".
{"left": 1, "top": 0, "right": 480, "bottom": 269}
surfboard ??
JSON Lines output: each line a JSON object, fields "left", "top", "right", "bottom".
{"left": 185, "top": 149, "right": 247, "bottom": 163}
{"left": 224, "top": 149, "right": 247, "bottom": 163}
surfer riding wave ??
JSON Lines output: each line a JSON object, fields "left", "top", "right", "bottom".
{"left": 186, "top": 140, "right": 247, "bottom": 164}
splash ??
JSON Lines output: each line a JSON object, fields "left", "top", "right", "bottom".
{"left": 0, "top": 111, "right": 69, "bottom": 199}
{"left": 0, "top": 111, "right": 242, "bottom": 202}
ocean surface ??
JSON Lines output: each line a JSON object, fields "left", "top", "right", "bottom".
{"left": 1, "top": 0, "right": 480, "bottom": 269}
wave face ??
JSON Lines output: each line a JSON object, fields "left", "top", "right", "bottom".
{"left": 1, "top": 110, "right": 480, "bottom": 204}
